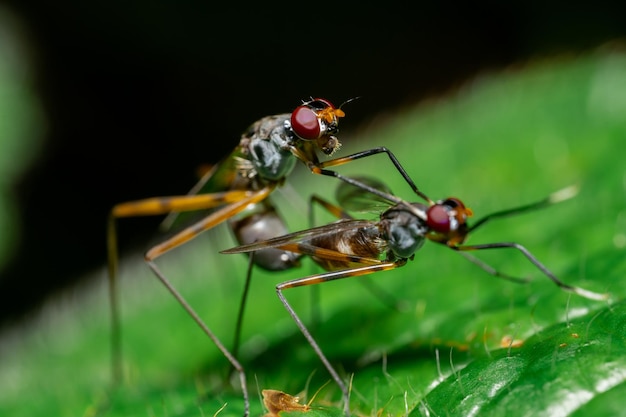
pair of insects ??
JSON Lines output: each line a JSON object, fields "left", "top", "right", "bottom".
{"left": 107, "top": 98, "right": 607, "bottom": 416}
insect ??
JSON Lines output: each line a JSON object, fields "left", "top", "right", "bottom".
{"left": 222, "top": 177, "right": 609, "bottom": 414}
{"left": 106, "top": 99, "right": 424, "bottom": 417}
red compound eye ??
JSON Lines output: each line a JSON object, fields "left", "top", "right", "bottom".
{"left": 426, "top": 204, "right": 451, "bottom": 233}
{"left": 291, "top": 105, "right": 321, "bottom": 140}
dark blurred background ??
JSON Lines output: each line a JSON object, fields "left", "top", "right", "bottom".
{"left": 0, "top": 1, "right": 624, "bottom": 327}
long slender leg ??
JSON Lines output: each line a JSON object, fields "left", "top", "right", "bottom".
{"left": 309, "top": 195, "right": 352, "bottom": 224}
{"left": 232, "top": 251, "right": 255, "bottom": 361}
{"left": 456, "top": 251, "right": 530, "bottom": 284}
{"left": 317, "top": 147, "right": 433, "bottom": 204}
{"left": 453, "top": 242, "right": 608, "bottom": 301}
{"left": 107, "top": 223, "right": 122, "bottom": 383}
{"left": 107, "top": 187, "right": 258, "bottom": 381}
{"left": 469, "top": 185, "right": 579, "bottom": 233}
{"left": 107, "top": 188, "right": 272, "bottom": 378}
{"left": 146, "top": 260, "right": 250, "bottom": 417}
{"left": 112, "top": 190, "right": 258, "bottom": 218}
{"left": 276, "top": 261, "right": 404, "bottom": 416}
{"left": 230, "top": 195, "right": 344, "bottom": 366}
{"left": 108, "top": 185, "right": 274, "bottom": 417}
{"left": 290, "top": 147, "right": 431, "bottom": 218}
{"left": 144, "top": 186, "right": 274, "bottom": 261}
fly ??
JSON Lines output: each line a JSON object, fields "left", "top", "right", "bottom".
{"left": 222, "top": 177, "right": 609, "bottom": 414}
{"left": 107, "top": 99, "right": 423, "bottom": 417}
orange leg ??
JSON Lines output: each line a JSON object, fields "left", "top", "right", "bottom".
{"left": 107, "top": 184, "right": 274, "bottom": 417}
{"left": 112, "top": 190, "right": 256, "bottom": 218}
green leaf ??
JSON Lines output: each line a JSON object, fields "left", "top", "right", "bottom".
{"left": 412, "top": 301, "right": 626, "bottom": 417}
{"left": 2, "top": 49, "right": 626, "bottom": 417}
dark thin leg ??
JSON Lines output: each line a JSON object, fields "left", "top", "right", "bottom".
{"left": 309, "top": 195, "right": 352, "bottom": 224}
{"left": 319, "top": 147, "right": 433, "bottom": 204}
{"left": 277, "top": 288, "right": 349, "bottom": 414}
{"left": 106, "top": 186, "right": 274, "bottom": 390}
{"left": 146, "top": 260, "right": 250, "bottom": 417}
{"left": 232, "top": 252, "right": 255, "bottom": 361}
{"left": 276, "top": 261, "right": 403, "bottom": 416}
{"left": 356, "top": 276, "right": 406, "bottom": 311}
{"left": 456, "top": 251, "right": 530, "bottom": 284}
{"left": 291, "top": 146, "right": 430, "bottom": 221}
{"left": 322, "top": 169, "right": 426, "bottom": 223}
{"left": 469, "top": 185, "right": 578, "bottom": 233}
{"left": 453, "top": 242, "right": 608, "bottom": 301}
{"left": 107, "top": 214, "right": 122, "bottom": 383}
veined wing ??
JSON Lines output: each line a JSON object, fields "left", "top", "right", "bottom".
{"left": 335, "top": 176, "right": 395, "bottom": 214}
{"left": 220, "top": 219, "right": 375, "bottom": 254}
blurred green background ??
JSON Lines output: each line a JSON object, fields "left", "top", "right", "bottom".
{"left": 1, "top": 47, "right": 625, "bottom": 416}
{"left": 1, "top": 1, "right": 626, "bottom": 325}
{"left": 0, "top": 2, "right": 626, "bottom": 417}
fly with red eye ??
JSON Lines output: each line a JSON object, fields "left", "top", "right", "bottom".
{"left": 107, "top": 99, "right": 427, "bottom": 417}
{"left": 222, "top": 177, "right": 608, "bottom": 415}
{"left": 290, "top": 98, "right": 349, "bottom": 155}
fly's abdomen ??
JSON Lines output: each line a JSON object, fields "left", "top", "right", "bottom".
{"left": 308, "top": 226, "right": 383, "bottom": 271}
{"left": 229, "top": 201, "right": 301, "bottom": 271}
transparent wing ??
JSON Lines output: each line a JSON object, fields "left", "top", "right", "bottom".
{"left": 334, "top": 175, "right": 395, "bottom": 213}
{"left": 159, "top": 147, "right": 243, "bottom": 232}
{"left": 221, "top": 219, "right": 375, "bottom": 254}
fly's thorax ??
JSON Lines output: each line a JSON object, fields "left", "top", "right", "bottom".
{"left": 380, "top": 203, "right": 428, "bottom": 259}
{"left": 228, "top": 200, "right": 300, "bottom": 271}
{"left": 243, "top": 114, "right": 297, "bottom": 182}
